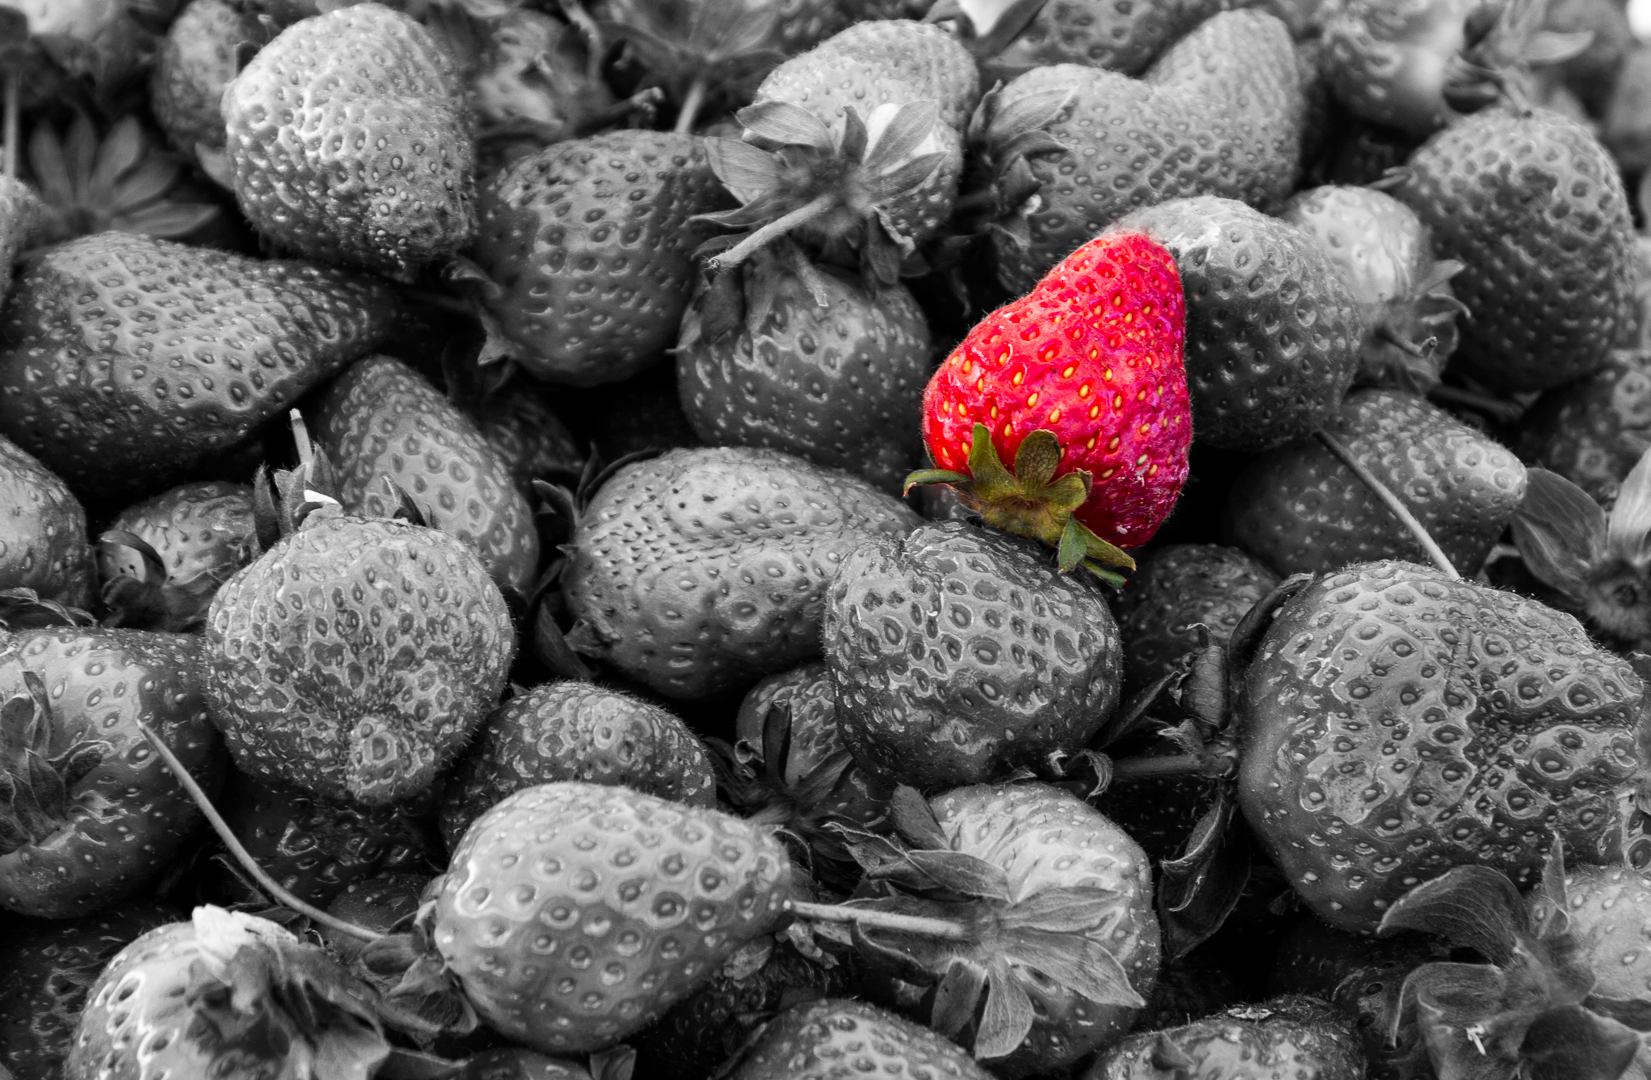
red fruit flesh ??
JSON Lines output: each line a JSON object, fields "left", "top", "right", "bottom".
{"left": 921, "top": 232, "right": 1190, "bottom": 550}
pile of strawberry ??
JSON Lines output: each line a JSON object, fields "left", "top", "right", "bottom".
{"left": 8, "top": 0, "right": 1651, "bottom": 1077}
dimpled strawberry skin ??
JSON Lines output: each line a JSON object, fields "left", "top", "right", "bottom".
{"left": 63, "top": 922, "right": 216, "bottom": 1080}
{"left": 727, "top": 998, "right": 995, "bottom": 1080}
{"left": 922, "top": 232, "right": 1190, "bottom": 550}
{"left": 826, "top": 521, "right": 1123, "bottom": 789}
{"left": 221, "top": 2, "right": 476, "bottom": 274}
{"left": 1238, "top": 561, "right": 1651, "bottom": 934}
{"left": 437, "top": 682, "right": 718, "bottom": 851}
{"left": 0, "top": 435, "right": 95, "bottom": 609}
{"left": 432, "top": 782, "right": 793, "bottom": 1054}
{"left": 204, "top": 515, "right": 514, "bottom": 807}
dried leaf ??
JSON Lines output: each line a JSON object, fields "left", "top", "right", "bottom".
{"left": 737, "top": 100, "right": 833, "bottom": 152}
{"left": 974, "top": 962, "right": 1036, "bottom": 1060}
{"left": 932, "top": 957, "right": 988, "bottom": 1038}
{"left": 889, "top": 784, "right": 947, "bottom": 850}
{"left": 1377, "top": 866, "right": 1530, "bottom": 964}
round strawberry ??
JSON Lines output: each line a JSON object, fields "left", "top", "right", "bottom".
{"left": 911, "top": 231, "right": 1189, "bottom": 579}
{"left": 723, "top": 998, "right": 994, "bottom": 1080}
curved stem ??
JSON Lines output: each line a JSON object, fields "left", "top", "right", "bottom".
{"left": 1315, "top": 429, "right": 1460, "bottom": 580}
{"left": 136, "top": 721, "right": 383, "bottom": 943}
{"left": 709, "top": 194, "right": 837, "bottom": 271}
{"left": 787, "top": 900, "right": 972, "bottom": 941}
{"left": 3, "top": 69, "right": 18, "bottom": 181}
{"left": 674, "top": 74, "right": 708, "bottom": 135}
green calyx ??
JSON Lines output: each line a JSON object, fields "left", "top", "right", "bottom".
{"left": 905, "top": 423, "right": 1134, "bottom": 584}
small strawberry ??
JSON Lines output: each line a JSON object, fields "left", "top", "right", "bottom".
{"left": 149, "top": 0, "right": 264, "bottom": 164}
{"left": 312, "top": 354, "right": 540, "bottom": 597}
{"left": 64, "top": 906, "right": 396, "bottom": 1080}
{"left": 0, "top": 627, "right": 227, "bottom": 918}
{"left": 560, "top": 446, "right": 918, "bottom": 700}
{"left": 720, "top": 998, "right": 994, "bottom": 1080}
{"left": 1113, "top": 196, "right": 1364, "bottom": 453}
{"left": 910, "top": 231, "right": 1189, "bottom": 575}
{"left": 1516, "top": 350, "right": 1651, "bottom": 507}
{"left": 0, "top": 232, "right": 400, "bottom": 504}
{"left": 1510, "top": 448, "right": 1651, "bottom": 651}
{"left": 407, "top": 781, "right": 793, "bottom": 1054}
{"left": 1088, "top": 995, "right": 1365, "bottom": 1079}
{"left": 677, "top": 242, "right": 933, "bottom": 493}
{"left": 1113, "top": 544, "right": 1280, "bottom": 688}
{"left": 436, "top": 681, "right": 718, "bottom": 850}
{"left": 0, "top": 175, "right": 40, "bottom": 303}
{"left": 0, "top": 435, "right": 94, "bottom": 610}
{"left": 1237, "top": 560, "right": 1651, "bottom": 934}
{"left": 221, "top": 2, "right": 476, "bottom": 275}
{"left": 1224, "top": 388, "right": 1528, "bottom": 577}
{"left": 1393, "top": 106, "right": 1637, "bottom": 393}
{"left": 96, "top": 480, "right": 256, "bottom": 632}
{"left": 0, "top": 900, "right": 178, "bottom": 1080}
{"left": 983, "top": 10, "right": 1306, "bottom": 294}
{"left": 472, "top": 131, "right": 728, "bottom": 385}
{"left": 823, "top": 520, "right": 1123, "bottom": 789}
{"left": 1281, "top": 184, "right": 1466, "bottom": 392}
{"left": 224, "top": 775, "right": 442, "bottom": 907}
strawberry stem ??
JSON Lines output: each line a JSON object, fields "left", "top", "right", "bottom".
{"left": 135, "top": 721, "right": 384, "bottom": 943}
{"left": 1109, "top": 752, "right": 1225, "bottom": 783}
{"left": 1428, "top": 384, "right": 1526, "bottom": 426}
{"left": 674, "top": 74, "right": 708, "bottom": 135}
{"left": 3, "top": 69, "right": 18, "bottom": 180}
{"left": 709, "top": 193, "right": 837, "bottom": 271}
{"left": 786, "top": 900, "right": 973, "bottom": 941}
{"left": 1314, "top": 429, "right": 1460, "bottom": 580}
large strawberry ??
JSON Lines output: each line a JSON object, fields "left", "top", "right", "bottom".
{"left": 312, "top": 354, "right": 540, "bottom": 597}
{"left": 0, "top": 435, "right": 94, "bottom": 609}
{"left": 1392, "top": 106, "right": 1637, "bottom": 393}
{"left": 220, "top": 2, "right": 476, "bottom": 275}
{"left": 404, "top": 781, "right": 793, "bottom": 1054}
{"left": 561, "top": 446, "right": 918, "bottom": 700}
{"left": 1237, "top": 560, "right": 1651, "bottom": 934}
{"left": 0, "top": 627, "right": 226, "bottom": 918}
{"left": 1224, "top": 388, "right": 1528, "bottom": 577}
{"left": 0, "top": 900, "right": 178, "bottom": 1080}
{"left": 1089, "top": 995, "right": 1365, "bottom": 1079}
{"left": 983, "top": 10, "right": 1305, "bottom": 294}
{"left": 1112, "top": 196, "right": 1363, "bottom": 453}
{"left": 472, "top": 131, "right": 728, "bottom": 385}
{"left": 911, "top": 231, "right": 1189, "bottom": 576}
{"left": 203, "top": 487, "right": 514, "bottom": 805}
{"left": 677, "top": 242, "right": 933, "bottom": 494}
{"left": 65, "top": 906, "right": 396, "bottom": 1080}
{"left": 0, "top": 232, "right": 399, "bottom": 504}
{"left": 823, "top": 520, "right": 1123, "bottom": 789}
{"left": 939, "top": 0, "right": 1227, "bottom": 81}
{"left": 436, "top": 681, "right": 718, "bottom": 850}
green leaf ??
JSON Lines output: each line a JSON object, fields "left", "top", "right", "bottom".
{"left": 861, "top": 151, "right": 947, "bottom": 204}
{"left": 1378, "top": 866, "right": 1530, "bottom": 964}
{"left": 1513, "top": 469, "right": 1605, "bottom": 604}
{"left": 1005, "top": 928, "right": 1145, "bottom": 1008}
{"left": 1537, "top": 839, "right": 1570, "bottom": 941}
{"left": 1076, "top": 522, "right": 1135, "bottom": 572}
{"left": 1057, "top": 515, "right": 1084, "bottom": 573}
{"left": 840, "top": 105, "right": 869, "bottom": 165}
{"left": 1012, "top": 429, "right": 1062, "bottom": 489}
{"left": 703, "top": 137, "right": 780, "bottom": 203}
{"left": 64, "top": 112, "right": 97, "bottom": 199}
{"left": 1079, "top": 560, "right": 1128, "bottom": 588}
{"left": 1000, "top": 886, "right": 1122, "bottom": 934}
{"left": 932, "top": 957, "right": 988, "bottom": 1038}
{"left": 904, "top": 850, "right": 1012, "bottom": 901}
{"left": 1040, "top": 470, "right": 1090, "bottom": 512}
{"left": 26, "top": 124, "right": 75, "bottom": 212}
{"left": 1608, "top": 445, "right": 1651, "bottom": 566}
{"left": 965, "top": 423, "right": 1015, "bottom": 494}
{"left": 975, "top": 962, "right": 1036, "bottom": 1060}
{"left": 862, "top": 99, "right": 941, "bottom": 175}
{"left": 1157, "top": 792, "right": 1251, "bottom": 959}
{"left": 89, "top": 116, "right": 144, "bottom": 207}
{"left": 110, "top": 155, "right": 182, "bottom": 214}
{"left": 737, "top": 100, "right": 834, "bottom": 153}
{"left": 889, "top": 784, "right": 947, "bottom": 850}
{"left": 112, "top": 201, "right": 219, "bottom": 240}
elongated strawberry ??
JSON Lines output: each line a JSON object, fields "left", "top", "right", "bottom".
{"left": 911, "top": 231, "right": 1189, "bottom": 578}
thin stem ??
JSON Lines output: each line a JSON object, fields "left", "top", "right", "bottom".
{"left": 787, "top": 900, "right": 972, "bottom": 942}
{"left": 136, "top": 722, "right": 383, "bottom": 942}
{"left": 3, "top": 69, "right": 19, "bottom": 180}
{"left": 1428, "top": 383, "right": 1525, "bottom": 426}
{"left": 709, "top": 194, "right": 837, "bottom": 271}
{"left": 1108, "top": 752, "right": 1215, "bottom": 783}
{"left": 1315, "top": 429, "right": 1460, "bottom": 580}
{"left": 674, "top": 74, "right": 708, "bottom": 135}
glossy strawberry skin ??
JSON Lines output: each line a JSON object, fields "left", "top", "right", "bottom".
{"left": 1528, "top": 864, "right": 1651, "bottom": 1007}
{"left": 0, "top": 435, "right": 95, "bottom": 609}
{"left": 1113, "top": 543, "right": 1280, "bottom": 688}
{"left": 725, "top": 998, "right": 994, "bottom": 1080}
{"left": 923, "top": 232, "right": 1190, "bottom": 549}
{"left": 1224, "top": 389, "right": 1528, "bottom": 577}
{"left": 1088, "top": 995, "right": 1365, "bottom": 1079}
{"left": 1516, "top": 350, "right": 1651, "bottom": 507}
{"left": 1238, "top": 561, "right": 1651, "bottom": 934}
{"left": 0, "top": 629, "right": 226, "bottom": 919}
{"left": 430, "top": 782, "right": 793, "bottom": 1054}
{"left": 99, "top": 480, "right": 256, "bottom": 632}
{"left": 312, "top": 354, "right": 540, "bottom": 596}
{"left": 225, "top": 776, "right": 442, "bottom": 907}
{"left": 474, "top": 131, "right": 728, "bottom": 386}
{"left": 825, "top": 521, "right": 1123, "bottom": 790}
{"left": 436, "top": 681, "right": 718, "bottom": 851}
{"left": 203, "top": 515, "right": 514, "bottom": 806}
{"left": 0, "top": 900, "right": 178, "bottom": 1080}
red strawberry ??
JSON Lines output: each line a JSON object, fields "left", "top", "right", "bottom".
{"left": 910, "top": 231, "right": 1189, "bottom": 580}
